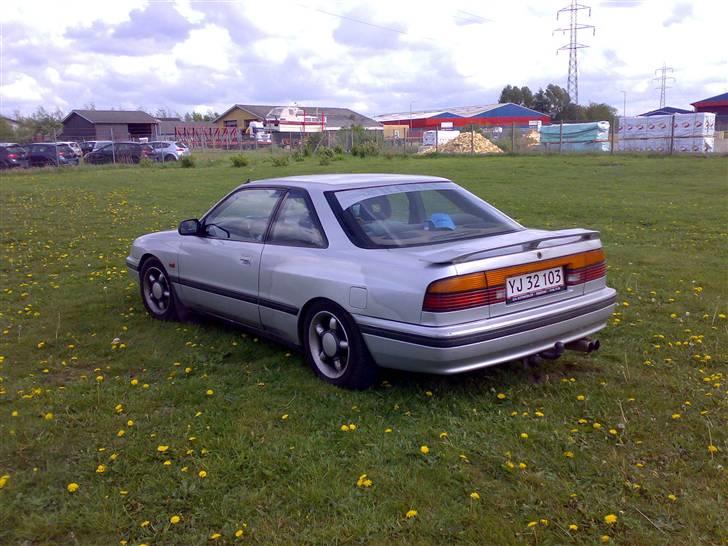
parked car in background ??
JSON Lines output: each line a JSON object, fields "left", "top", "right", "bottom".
{"left": 25, "top": 143, "right": 79, "bottom": 167}
{"left": 56, "top": 141, "right": 83, "bottom": 158}
{"left": 0, "top": 144, "right": 28, "bottom": 169}
{"left": 148, "top": 141, "right": 190, "bottom": 162}
{"left": 84, "top": 142, "right": 152, "bottom": 165}
{"left": 127, "top": 174, "right": 616, "bottom": 389}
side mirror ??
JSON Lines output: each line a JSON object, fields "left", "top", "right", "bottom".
{"left": 178, "top": 218, "right": 202, "bottom": 236}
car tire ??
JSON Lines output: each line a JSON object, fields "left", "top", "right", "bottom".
{"left": 303, "top": 301, "right": 377, "bottom": 389}
{"left": 139, "top": 257, "right": 184, "bottom": 321}
{"left": 165, "top": 154, "right": 177, "bottom": 162}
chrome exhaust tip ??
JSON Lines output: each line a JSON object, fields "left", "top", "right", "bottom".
{"left": 565, "top": 338, "right": 600, "bottom": 353}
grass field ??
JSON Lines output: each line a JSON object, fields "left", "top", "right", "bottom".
{"left": 1, "top": 154, "right": 726, "bottom": 545}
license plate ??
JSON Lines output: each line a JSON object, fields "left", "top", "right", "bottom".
{"left": 506, "top": 267, "right": 564, "bottom": 303}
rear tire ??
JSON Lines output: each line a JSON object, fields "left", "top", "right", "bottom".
{"left": 303, "top": 301, "right": 377, "bottom": 389}
{"left": 139, "top": 257, "right": 184, "bottom": 321}
{"left": 165, "top": 154, "right": 177, "bottom": 162}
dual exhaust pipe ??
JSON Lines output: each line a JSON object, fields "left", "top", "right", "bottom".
{"left": 527, "top": 337, "right": 600, "bottom": 365}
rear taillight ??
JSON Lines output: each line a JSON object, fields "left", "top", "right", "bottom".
{"left": 423, "top": 249, "right": 606, "bottom": 313}
{"left": 7, "top": 153, "right": 17, "bottom": 159}
{"left": 176, "top": 147, "right": 184, "bottom": 152}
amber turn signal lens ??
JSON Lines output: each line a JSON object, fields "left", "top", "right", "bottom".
{"left": 426, "top": 272, "right": 487, "bottom": 294}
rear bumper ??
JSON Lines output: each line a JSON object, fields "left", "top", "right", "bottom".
{"left": 356, "top": 287, "right": 616, "bottom": 374}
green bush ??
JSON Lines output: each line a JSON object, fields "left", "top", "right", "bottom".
{"left": 319, "top": 156, "right": 330, "bottom": 166}
{"left": 138, "top": 157, "right": 153, "bottom": 168}
{"left": 180, "top": 155, "right": 196, "bottom": 168}
{"left": 230, "top": 154, "right": 249, "bottom": 167}
{"left": 269, "top": 156, "right": 289, "bottom": 167}
{"left": 292, "top": 150, "right": 305, "bottom": 162}
{"left": 333, "top": 145, "right": 344, "bottom": 155}
{"left": 351, "top": 141, "right": 380, "bottom": 158}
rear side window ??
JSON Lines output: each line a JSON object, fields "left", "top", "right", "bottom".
{"left": 268, "top": 190, "right": 326, "bottom": 248}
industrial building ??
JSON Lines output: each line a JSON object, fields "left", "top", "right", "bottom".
{"left": 374, "top": 103, "right": 551, "bottom": 138}
{"left": 61, "top": 110, "right": 160, "bottom": 140}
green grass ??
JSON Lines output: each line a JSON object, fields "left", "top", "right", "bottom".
{"left": 1, "top": 154, "right": 726, "bottom": 545}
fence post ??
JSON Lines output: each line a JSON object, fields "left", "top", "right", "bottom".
{"left": 111, "top": 128, "right": 116, "bottom": 164}
{"left": 610, "top": 122, "right": 615, "bottom": 155}
{"left": 435, "top": 129, "right": 438, "bottom": 153}
{"left": 511, "top": 122, "right": 516, "bottom": 153}
{"left": 669, "top": 114, "right": 675, "bottom": 155}
{"left": 470, "top": 129, "right": 474, "bottom": 155}
{"left": 558, "top": 121, "right": 564, "bottom": 154}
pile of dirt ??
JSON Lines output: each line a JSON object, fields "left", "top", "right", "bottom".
{"left": 438, "top": 132, "right": 504, "bottom": 154}
{"left": 522, "top": 130, "right": 540, "bottom": 147}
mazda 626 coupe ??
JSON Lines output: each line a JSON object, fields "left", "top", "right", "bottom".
{"left": 127, "top": 174, "right": 616, "bottom": 389}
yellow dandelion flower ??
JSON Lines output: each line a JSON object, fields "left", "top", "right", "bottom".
{"left": 96, "top": 464, "right": 106, "bottom": 474}
{"left": 235, "top": 529, "right": 244, "bottom": 538}
{"left": 405, "top": 509, "right": 417, "bottom": 519}
{"left": 576, "top": 395, "right": 585, "bottom": 401}
{"left": 600, "top": 535, "right": 610, "bottom": 542}
{"left": 67, "top": 482, "right": 79, "bottom": 493}
{"left": 356, "top": 474, "right": 373, "bottom": 488}
{"left": 170, "top": 515, "right": 181, "bottom": 524}
{"left": 569, "top": 524, "right": 578, "bottom": 531}
{"left": 534, "top": 411, "right": 544, "bottom": 417}
{"left": 425, "top": 390, "right": 433, "bottom": 397}
{"left": 470, "top": 491, "right": 480, "bottom": 500}
{"left": 11, "top": 411, "right": 18, "bottom": 417}
{"left": 140, "top": 520, "right": 150, "bottom": 528}
{"left": 130, "top": 379, "right": 139, "bottom": 386}
{"left": 210, "top": 533, "right": 221, "bottom": 540}
{"left": 497, "top": 393, "right": 506, "bottom": 400}
{"left": 348, "top": 423, "right": 356, "bottom": 430}
{"left": 667, "top": 494, "right": 677, "bottom": 502}
{"left": 609, "top": 429, "right": 618, "bottom": 435}
{"left": 384, "top": 428, "right": 393, "bottom": 433}
{"left": 518, "top": 462, "right": 527, "bottom": 470}
{"left": 527, "top": 521, "right": 538, "bottom": 528}
{"left": 281, "top": 414, "right": 288, "bottom": 420}
{"left": 540, "top": 519, "right": 549, "bottom": 526}
{"left": 593, "top": 423, "right": 602, "bottom": 430}
{"left": 157, "top": 445, "right": 169, "bottom": 452}
{"left": 198, "top": 470, "right": 207, "bottom": 478}
{"left": 117, "top": 429, "right": 125, "bottom": 437}
{"left": 206, "top": 389, "right": 214, "bottom": 396}
{"left": 420, "top": 445, "right": 430, "bottom": 455}
{"left": 439, "top": 432, "right": 448, "bottom": 439}
{"left": 0, "top": 475, "right": 10, "bottom": 489}
{"left": 44, "top": 412, "right": 54, "bottom": 421}
{"left": 707, "top": 444, "right": 718, "bottom": 454}
{"left": 520, "top": 432, "right": 528, "bottom": 439}
{"left": 564, "top": 451, "right": 574, "bottom": 458}
{"left": 604, "top": 514, "right": 618, "bottom": 524}
{"left": 671, "top": 413, "right": 681, "bottom": 420}
{"left": 127, "top": 420, "right": 134, "bottom": 427}
{"left": 163, "top": 460, "right": 172, "bottom": 466}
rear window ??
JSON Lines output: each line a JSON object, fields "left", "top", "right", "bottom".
{"left": 331, "top": 182, "right": 521, "bottom": 248}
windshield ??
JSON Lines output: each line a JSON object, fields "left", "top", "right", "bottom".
{"left": 332, "top": 182, "right": 522, "bottom": 248}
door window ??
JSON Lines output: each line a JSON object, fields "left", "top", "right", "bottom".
{"left": 204, "top": 189, "right": 284, "bottom": 242}
{"left": 268, "top": 190, "right": 326, "bottom": 247}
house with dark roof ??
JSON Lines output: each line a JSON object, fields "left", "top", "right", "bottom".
{"left": 214, "top": 104, "right": 381, "bottom": 132}
{"left": 61, "top": 110, "right": 160, "bottom": 141}
{"left": 691, "top": 92, "right": 728, "bottom": 130}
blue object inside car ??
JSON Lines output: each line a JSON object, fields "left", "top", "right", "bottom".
{"left": 429, "top": 213, "right": 456, "bottom": 230}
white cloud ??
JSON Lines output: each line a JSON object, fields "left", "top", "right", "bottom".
{"left": 0, "top": 73, "right": 44, "bottom": 102}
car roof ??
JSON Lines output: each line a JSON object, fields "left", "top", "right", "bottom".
{"left": 242, "top": 173, "right": 452, "bottom": 191}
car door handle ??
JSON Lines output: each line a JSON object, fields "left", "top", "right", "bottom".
{"left": 239, "top": 255, "right": 252, "bottom": 266}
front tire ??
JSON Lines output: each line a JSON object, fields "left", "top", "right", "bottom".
{"left": 303, "top": 301, "right": 377, "bottom": 389}
{"left": 140, "top": 258, "right": 181, "bottom": 321}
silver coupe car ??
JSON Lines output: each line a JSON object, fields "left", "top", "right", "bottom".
{"left": 127, "top": 174, "right": 616, "bottom": 389}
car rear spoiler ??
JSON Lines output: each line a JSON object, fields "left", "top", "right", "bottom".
{"left": 428, "top": 229, "right": 601, "bottom": 265}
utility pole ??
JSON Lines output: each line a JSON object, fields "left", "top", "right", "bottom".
{"left": 554, "top": 0, "right": 595, "bottom": 105}
{"left": 653, "top": 63, "right": 675, "bottom": 109}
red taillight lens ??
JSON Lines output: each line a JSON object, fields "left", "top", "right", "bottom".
{"left": 7, "top": 153, "right": 17, "bottom": 159}
{"left": 423, "top": 249, "right": 607, "bottom": 313}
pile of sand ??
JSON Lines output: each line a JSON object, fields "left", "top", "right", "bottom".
{"left": 437, "top": 132, "right": 504, "bottom": 154}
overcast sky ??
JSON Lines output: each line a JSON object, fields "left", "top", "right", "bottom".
{"left": 1, "top": 0, "right": 726, "bottom": 119}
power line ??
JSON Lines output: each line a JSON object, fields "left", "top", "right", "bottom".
{"left": 554, "top": 0, "right": 595, "bottom": 105}
{"left": 653, "top": 63, "right": 675, "bottom": 109}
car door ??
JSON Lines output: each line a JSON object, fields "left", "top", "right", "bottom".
{"left": 176, "top": 187, "right": 285, "bottom": 327}
{"left": 258, "top": 189, "right": 328, "bottom": 344}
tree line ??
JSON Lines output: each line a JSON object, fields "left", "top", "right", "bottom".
{"left": 498, "top": 84, "right": 617, "bottom": 122}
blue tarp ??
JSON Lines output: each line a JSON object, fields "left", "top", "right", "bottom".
{"left": 540, "top": 121, "right": 611, "bottom": 152}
